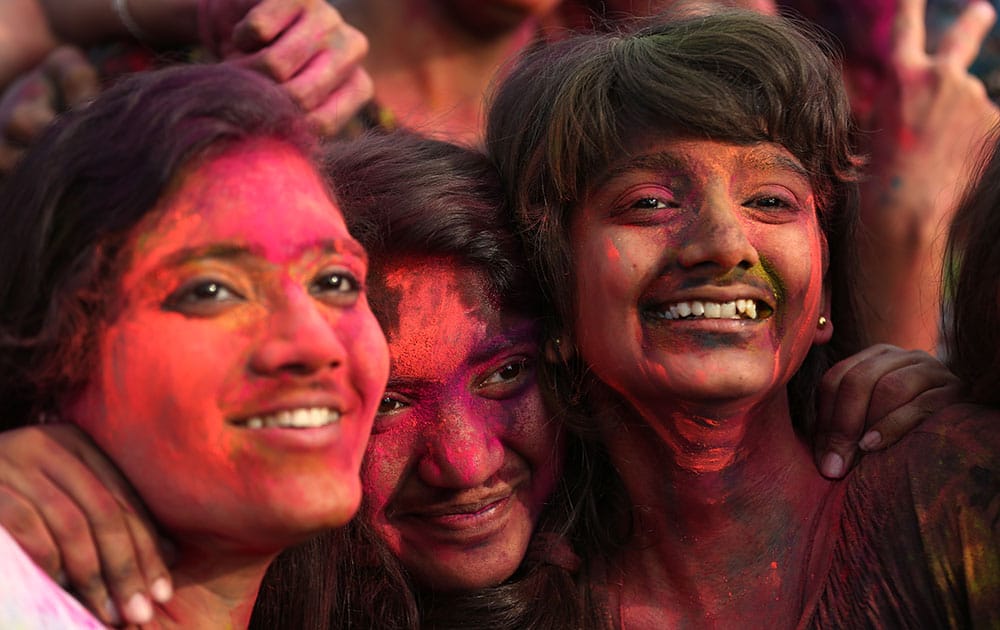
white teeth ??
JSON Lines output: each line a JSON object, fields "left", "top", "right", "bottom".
{"left": 647, "top": 299, "right": 762, "bottom": 321}
{"left": 238, "top": 407, "right": 341, "bottom": 429}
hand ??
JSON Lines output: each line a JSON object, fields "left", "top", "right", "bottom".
{"left": 852, "top": 0, "right": 1000, "bottom": 352}
{"left": 813, "top": 344, "right": 965, "bottom": 479}
{"left": 0, "top": 45, "right": 98, "bottom": 176}
{"left": 199, "top": 0, "right": 373, "bottom": 136}
{"left": 0, "top": 423, "right": 173, "bottom": 626}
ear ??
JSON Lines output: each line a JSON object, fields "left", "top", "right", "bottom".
{"left": 544, "top": 333, "right": 575, "bottom": 364}
{"left": 814, "top": 285, "right": 833, "bottom": 345}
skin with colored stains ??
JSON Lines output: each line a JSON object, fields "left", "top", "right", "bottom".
{"left": 571, "top": 137, "right": 830, "bottom": 425}
{"left": 362, "top": 257, "right": 560, "bottom": 591}
{"left": 66, "top": 138, "right": 389, "bottom": 626}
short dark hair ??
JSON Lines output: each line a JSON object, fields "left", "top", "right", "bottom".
{"left": 324, "top": 130, "right": 542, "bottom": 330}
{"left": 0, "top": 63, "right": 316, "bottom": 426}
{"left": 486, "top": 9, "right": 867, "bottom": 430}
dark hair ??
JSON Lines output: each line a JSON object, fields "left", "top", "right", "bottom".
{"left": 0, "top": 63, "right": 316, "bottom": 428}
{"left": 326, "top": 131, "right": 542, "bottom": 327}
{"left": 250, "top": 131, "right": 605, "bottom": 630}
{"left": 486, "top": 9, "right": 867, "bottom": 432}
{"left": 945, "top": 128, "right": 1000, "bottom": 405}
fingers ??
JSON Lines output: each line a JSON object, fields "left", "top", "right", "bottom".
{"left": 42, "top": 46, "right": 99, "bottom": 108}
{"left": 0, "top": 487, "right": 62, "bottom": 581}
{"left": 299, "top": 62, "right": 374, "bottom": 136}
{"left": 0, "top": 425, "right": 171, "bottom": 626}
{"left": 45, "top": 426, "right": 172, "bottom": 624}
{"left": 857, "top": 356, "right": 963, "bottom": 451}
{"left": 893, "top": 0, "right": 929, "bottom": 67}
{"left": 938, "top": 0, "right": 997, "bottom": 68}
{"left": 815, "top": 344, "right": 916, "bottom": 478}
{"left": 225, "top": 0, "right": 371, "bottom": 135}
{"left": 0, "top": 45, "right": 98, "bottom": 177}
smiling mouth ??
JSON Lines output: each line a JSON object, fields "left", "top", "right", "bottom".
{"left": 643, "top": 299, "right": 773, "bottom": 321}
{"left": 230, "top": 407, "right": 342, "bottom": 429}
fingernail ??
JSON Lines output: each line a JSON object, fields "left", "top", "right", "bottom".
{"left": 859, "top": 430, "right": 882, "bottom": 451}
{"left": 151, "top": 577, "right": 173, "bottom": 603}
{"left": 821, "top": 452, "right": 845, "bottom": 478}
{"left": 103, "top": 598, "right": 122, "bottom": 626}
{"left": 124, "top": 593, "right": 153, "bottom": 624}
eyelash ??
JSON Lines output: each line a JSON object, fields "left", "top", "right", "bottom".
{"left": 310, "top": 270, "right": 362, "bottom": 303}
{"left": 165, "top": 278, "right": 244, "bottom": 313}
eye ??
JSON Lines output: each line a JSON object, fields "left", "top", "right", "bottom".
{"left": 165, "top": 279, "right": 244, "bottom": 314}
{"left": 747, "top": 195, "right": 790, "bottom": 210}
{"left": 630, "top": 196, "right": 670, "bottom": 210}
{"left": 310, "top": 270, "right": 361, "bottom": 303}
{"left": 477, "top": 358, "right": 535, "bottom": 400}
{"left": 377, "top": 394, "right": 408, "bottom": 415}
{"left": 482, "top": 360, "right": 526, "bottom": 385}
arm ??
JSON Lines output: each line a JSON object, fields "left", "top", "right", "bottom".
{"left": 812, "top": 343, "right": 965, "bottom": 478}
{"left": 0, "top": 0, "right": 199, "bottom": 88}
{"left": 0, "top": 424, "right": 172, "bottom": 626}
{"left": 852, "top": 0, "right": 1000, "bottom": 353}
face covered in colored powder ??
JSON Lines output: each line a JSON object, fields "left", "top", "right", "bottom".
{"left": 70, "top": 140, "right": 390, "bottom": 551}
{"left": 362, "top": 257, "right": 561, "bottom": 591}
{"left": 569, "top": 137, "right": 832, "bottom": 418}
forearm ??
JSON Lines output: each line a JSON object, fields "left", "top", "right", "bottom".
{"left": 855, "top": 192, "right": 947, "bottom": 354}
{"left": 0, "top": 0, "right": 200, "bottom": 88}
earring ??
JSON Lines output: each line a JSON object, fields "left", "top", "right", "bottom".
{"left": 818, "top": 316, "right": 828, "bottom": 328}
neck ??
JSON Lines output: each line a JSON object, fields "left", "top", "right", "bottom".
{"left": 149, "top": 541, "right": 275, "bottom": 629}
{"left": 337, "top": 0, "right": 545, "bottom": 145}
{"left": 600, "top": 390, "right": 833, "bottom": 628}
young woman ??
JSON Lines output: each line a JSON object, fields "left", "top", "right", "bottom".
{"left": 487, "top": 9, "right": 999, "bottom": 627}
{"left": 0, "top": 126, "right": 959, "bottom": 629}
{"left": 0, "top": 63, "right": 389, "bottom": 628}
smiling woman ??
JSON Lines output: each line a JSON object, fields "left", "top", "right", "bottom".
{"left": 488, "top": 8, "right": 1000, "bottom": 628}
{"left": 0, "top": 64, "right": 388, "bottom": 628}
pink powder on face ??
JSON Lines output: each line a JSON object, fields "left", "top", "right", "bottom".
{"left": 69, "top": 139, "right": 389, "bottom": 553}
{"left": 362, "top": 256, "right": 562, "bottom": 591}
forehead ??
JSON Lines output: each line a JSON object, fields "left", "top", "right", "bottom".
{"left": 128, "top": 139, "right": 357, "bottom": 272}
{"left": 376, "top": 257, "right": 537, "bottom": 371}
{"left": 598, "top": 137, "right": 809, "bottom": 184}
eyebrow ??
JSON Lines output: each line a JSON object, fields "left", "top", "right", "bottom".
{"left": 595, "top": 146, "right": 810, "bottom": 190}
{"left": 154, "top": 238, "right": 368, "bottom": 270}
{"left": 383, "top": 320, "right": 541, "bottom": 390}
{"left": 739, "top": 149, "right": 810, "bottom": 180}
{"left": 597, "top": 153, "right": 687, "bottom": 189}
{"left": 464, "top": 320, "right": 541, "bottom": 367}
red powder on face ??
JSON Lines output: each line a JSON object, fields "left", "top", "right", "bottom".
{"left": 70, "top": 140, "right": 389, "bottom": 552}
{"left": 362, "top": 256, "right": 562, "bottom": 591}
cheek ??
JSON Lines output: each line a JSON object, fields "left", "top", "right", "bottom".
{"left": 362, "top": 434, "right": 414, "bottom": 519}
{"left": 343, "top": 309, "right": 391, "bottom": 407}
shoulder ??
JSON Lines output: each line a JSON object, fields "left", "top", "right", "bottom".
{"left": 0, "top": 525, "right": 105, "bottom": 628}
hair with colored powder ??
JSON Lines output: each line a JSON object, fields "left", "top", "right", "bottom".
{"left": 944, "top": 127, "right": 1000, "bottom": 405}
{"left": 249, "top": 131, "right": 606, "bottom": 630}
{"left": 0, "top": 63, "right": 317, "bottom": 428}
{"left": 486, "top": 8, "right": 868, "bottom": 433}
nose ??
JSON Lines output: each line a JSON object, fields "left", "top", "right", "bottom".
{"left": 250, "top": 280, "right": 348, "bottom": 376}
{"left": 675, "top": 188, "right": 759, "bottom": 271}
{"left": 417, "top": 397, "right": 505, "bottom": 489}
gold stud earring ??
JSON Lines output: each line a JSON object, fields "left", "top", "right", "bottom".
{"left": 818, "top": 316, "right": 828, "bottom": 328}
